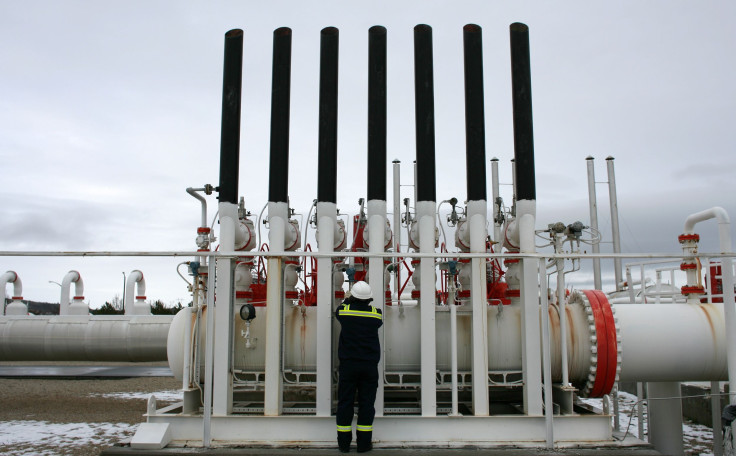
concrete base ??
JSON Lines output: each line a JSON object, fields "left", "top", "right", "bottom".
{"left": 131, "top": 423, "right": 172, "bottom": 450}
{"left": 103, "top": 442, "right": 660, "bottom": 456}
{"left": 136, "top": 412, "right": 623, "bottom": 448}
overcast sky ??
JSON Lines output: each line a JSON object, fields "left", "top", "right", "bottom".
{"left": 1, "top": 1, "right": 734, "bottom": 306}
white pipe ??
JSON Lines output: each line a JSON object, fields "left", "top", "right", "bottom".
{"left": 182, "top": 307, "right": 194, "bottom": 390}
{"left": 1, "top": 271, "right": 25, "bottom": 316}
{"left": 445, "top": 274, "right": 458, "bottom": 417}
{"left": 393, "top": 160, "right": 401, "bottom": 305}
{"left": 213, "top": 201, "right": 238, "bottom": 415}
{"left": 468, "top": 200, "right": 489, "bottom": 416}
{"left": 368, "top": 199, "right": 388, "bottom": 416}
{"left": 683, "top": 206, "right": 731, "bottom": 235}
{"left": 203, "top": 258, "right": 216, "bottom": 447}
{"left": 626, "top": 267, "right": 636, "bottom": 303}
{"left": 315, "top": 201, "right": 336, "bottom": 416}
{"left": 0, "top": 315, "right": 173, "bottom": 361}
{"left": 416, "top": 200, "right": 437, "bottom": 417}
{"left": 539, "top": 260, "right": 554, "bottom": 448}
{"left": 517, "top": 199, "right": 543, "bottom": 415}
{"left": 555, "top": 236, "right": 569, "bottom": 386}
{"left": 491, "top": 158, "right": 501, "bottom": 244}
{"left": 681, "top": 206, "right": 736, "bottom": 406}
{"left": 1, "top": 271, "right": 22, "bottom": 300}
{"left": 606, "top": 157, "right": 623, "bottom": 290}
{"left": 124, "top": 270, "right": 149, "bottom": 315}
{"left": 59, "top": 270, "right": 86, "bottom": 316}
{"left": 186, "top": 187, "right": 208, "bottom": 228}
{"left": 586, "top": 157, "right": 602, "bottom": 290}
{"left": 265, "top": 201, "right": 288, "bottom": 416}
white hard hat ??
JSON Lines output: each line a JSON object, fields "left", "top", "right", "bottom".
{"left": 350, "top": 281, "right": 373, "bottom": 300}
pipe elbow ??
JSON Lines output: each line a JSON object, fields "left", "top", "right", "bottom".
{"left": 125, "top": 270, "right": 146, "bottom": 313}
{"left": 2, "top": 271, "right": 22, "bottom": 298}
{"left": 61, "top": 270, "right": 80, "bottom": 289}
{"left": 683, "top": 206, "right": 731, "bottom": 234}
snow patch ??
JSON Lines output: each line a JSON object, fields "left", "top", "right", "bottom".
{"left": 0, "top": 420, "right": 136, "bottom": 455}
{"left": 89, "top": 390, "right": 183, "bottom": 402}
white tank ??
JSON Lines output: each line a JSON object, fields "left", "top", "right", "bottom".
{"left": 0, "top": 315, "right": 173, "bottom": 361}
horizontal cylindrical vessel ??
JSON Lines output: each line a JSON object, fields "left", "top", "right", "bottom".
{"left": 169, "top": 301, "right": 594, "bottom": 386}
{"left": 0, "top": 315, "right": 173, "bottom": 361}
{"left": 615, "top": 302, "right": 727, "bottom": 382}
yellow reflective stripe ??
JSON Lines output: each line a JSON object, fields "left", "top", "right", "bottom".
{"left": 337, "top": 425, "right": 352, "bottom": 432}
{"left": 338, "top": 310, "right": 382, "bottom": 320}
{"left": 356, "top": 424, "right": 373, "bottom": 431}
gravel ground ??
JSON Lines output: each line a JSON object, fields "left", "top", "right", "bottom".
{"left": 0, "top": 363, "right": 180, "bottom": 456}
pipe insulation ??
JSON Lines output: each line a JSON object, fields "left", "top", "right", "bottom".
{"left": 462, "top": 24, "right": 487, "bottom": 202}
{"left": 367, "top": 25, "right": 387, "bottom": 202}
{"left": 509, "top": 22, "right": 535, "bottom": 202}
{"left": 413, "top": 24, "right": 436, "bottom": 204}
{"left": 317, "top": 27, "right": 339, "bottom": 204}
{"left": 0, "top": 315, "right": 173, "bottom": 361}
{"left": 218, "top": 29, "right": 243, "bottom": 205}
{"left": 268, "top": 27, "right": 293, "bottom": 204}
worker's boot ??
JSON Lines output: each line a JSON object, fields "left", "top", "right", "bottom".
{"left": 356, "top": 430, "right": 372, "bottom": 453}
{"left": 338, "top": 431, "right": 352, "bottom": 453}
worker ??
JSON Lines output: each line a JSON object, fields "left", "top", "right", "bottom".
{"left": 335, "top": 280, "right": 383, "bottom": 453}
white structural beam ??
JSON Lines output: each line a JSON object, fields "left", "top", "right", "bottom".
{"left": 467, "top": 200, "right": 489, "bottom": 416}
{"left": 517, "top": 200, "right": 543, "bottom": 415}
{"left": 367, "top": 199, "right": 387, "bottom": 416}
{"left": 264, "top": 201, "right": 288, "bottom": 416}
{"left": 416, "top": 200, "right": 437, "bottom": 417}
{"left": 213, "top": 201, "right": 237, "bottom": 415}
{"left": 315, "top": 201, "right": 336, "bottom": 417}
{"left": 585, "top": 157, "right": 602, "bottom": 290}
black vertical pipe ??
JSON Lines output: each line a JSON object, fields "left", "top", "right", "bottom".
{"left": 317, "top": 27, "right": 339, "bottom": 204}
{"left": 509, "top": 22, "right": 536, "bottom": 202}
{"left": 413, "top": 24, "right": 436, "bottom": 203}
{"left": 268, "top": 27, "right": 293, "bottom": 203}
{"left": 218, "top": 29, "right": 244, "bottom": 205}
{"left": 463, "top": 24, "right": 487, "bottom": 202}
{"left": 367, "top": 25, "right": 387, "bottom": 202}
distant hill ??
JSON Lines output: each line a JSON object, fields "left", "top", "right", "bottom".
{"left": 3, "top": 298, "right": 59, "bottom": 315}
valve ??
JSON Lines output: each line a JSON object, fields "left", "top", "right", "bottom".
{"left": 402, "top": 198, "right": 413, "bottom": 226}
{"left": 447, "top": 197, "right": 460, "bottom": 227}
{"left": 493, "top": 196, "right": 505, "bottom": 226}
{"left": 188, "top": 261, "right": 200, "bottom": 277}
{"left": 566, "top": 221, "right": 587, "bottom": 240}
{"left": 345, "top": 267, "right": 356, "bottom": 284}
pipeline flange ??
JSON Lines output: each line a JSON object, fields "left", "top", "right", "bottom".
{"left": 570, "top": 290, "right": 621, "bottom": 398}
